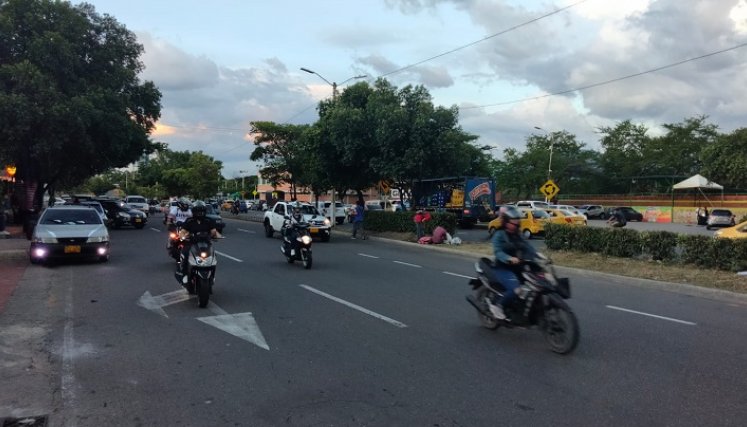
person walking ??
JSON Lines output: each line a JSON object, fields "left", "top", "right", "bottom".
{"left": 351, "top": 199, "right": 366, "bottom": 240}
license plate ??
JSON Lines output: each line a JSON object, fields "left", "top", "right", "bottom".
{"left": 135, "top": 218, "right": 142, "bottom": 223}
{"left": 310, "top": 227, "right": 319, "bottom": 233}
{"left": 64, "top": 245, "right": 81, "bottom": 254}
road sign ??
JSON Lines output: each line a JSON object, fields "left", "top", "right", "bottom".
{"left": 539, "top": 179, "right": 559, "bottom": 200}
{"left": 379, "top": 180, "right": 390, "bottom": 193}
{"left": 252, "top": 190, "right": 258, "bottom": 196}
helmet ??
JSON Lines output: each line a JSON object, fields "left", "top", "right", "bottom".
{"left": 178, "top": 198, "right": 190, "bottom": 211}
{"left": 499, "top": 206, "right": 522, "bottom": 232}
{"left": 192, "top": 201, "right": 207, "bottom": 219}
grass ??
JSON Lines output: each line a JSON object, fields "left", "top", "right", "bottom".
{"left": 365, "top": 230, "right": 747, "bottom": 294}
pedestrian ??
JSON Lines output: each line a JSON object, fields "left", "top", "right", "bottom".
{"left": 413, "top": 209, "right": 431, "bottom": 239}
{"left": 351, "top": 199, "right": 366, "bottom": 240}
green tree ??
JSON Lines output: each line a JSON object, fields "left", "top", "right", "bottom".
{"left": 249, "top": 121, "right": 310, "bottom": 200}
{"left": 0, "top": 0, "right": 161, "bottom": 207}
{"left": 701, "top": 128, "right": 747, "bottom": 191}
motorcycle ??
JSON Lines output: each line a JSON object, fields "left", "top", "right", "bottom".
{"left": 176, "top": 231, "right": 218, "bottom": 308}
{"left": 281, "top": 220, "right": 313, "bottom": 269}
{"left": 166, "top": 222, "right": 184, "bottom": 260}
{"left": 465, "top": 254, "right": 579, "bottom": 354}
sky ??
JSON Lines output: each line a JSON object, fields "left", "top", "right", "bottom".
{"left": 77, "top": 0, "right": 747, "bottom": 178}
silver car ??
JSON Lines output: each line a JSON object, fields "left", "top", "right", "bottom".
{"left": 29, "top": 205, "right": 110, "bottom": 264}
{"left": 706, "top": 209, "right": 735, "bottom": 230}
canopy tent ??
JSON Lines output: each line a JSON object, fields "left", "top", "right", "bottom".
{"left": 671, "top": 174, "right": 724, "bottom": 222}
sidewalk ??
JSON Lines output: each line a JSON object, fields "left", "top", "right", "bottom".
{"left": 0, "top": 225, "right": 29, "bottom": 312}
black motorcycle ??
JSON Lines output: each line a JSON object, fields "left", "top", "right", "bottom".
{"left": 166, "top": 222, "right": 184, "bottom": 260}
{"left": 176, "top": 231, "right": 218, "bottom": 308}
{"left": 281, "top": 221, "right": 313, "bottom": 269}
{"left": 465, "top": 255, "right": 579, "bottom": 354}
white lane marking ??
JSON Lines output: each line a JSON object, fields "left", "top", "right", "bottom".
{"left": 237, "top": 228, "right": 256, "bottom": 234}
{"left": 197, "top": 312, "right": 270, "bottom": 351}
{"left": 393, "top": 260, "right": 422, "bottom": 268}
{"left": 150, "top": 227, "right": 161, "bottom": 232}
{"left": 358, "top": 253, "right": 380, "bottom": 259}
{"left": 300, "top": 285, "right": 408, "bottom": 328}
{"left": 62, "top": 275, "right": 78, "bottom": 426}
{"left": 215, "top": 251, "right": 243, "bottom": 262}
{"left": 443, "top": 271, "right": 474, "bottom": 279}
{"left": 138, "top": 289, "right": 194, "bottom": 317}
{"left": 606, "top": 305, "right": 697, "bottom": 326}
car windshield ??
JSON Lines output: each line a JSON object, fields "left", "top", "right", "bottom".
{"left": 80, "top": 202, "right": 104, "bottom": 214}
{"left": 300, "top": 205, "right": 320, "bottom": 215}
{"left": 127, "top": 197, "right": 146, "bottom": 204}
{"left": 711, "top": 210, "right": 731, "bottom": 216}
{"left": 532, "top": 210, "right": 551, "bottom": 218}
{"left": 41, "top": 209, "right": 102, "bottom": 225}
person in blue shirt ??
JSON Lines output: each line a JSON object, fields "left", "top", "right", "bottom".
{"left": 488, "top": 206, "right": 536, "bottom": 320}
{"left": 351, "top": 199, "right": 366, "bottom": 239}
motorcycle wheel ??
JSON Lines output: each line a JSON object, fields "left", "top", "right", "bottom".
{"left": 197, "top": 276, "right": 210, "bottom": 308}
{"left": 475, "top": 287, "right": 500, "bottom": 330}
{"left": 302, "top": 251, "right": 312, "bottom": 269}
{"left": 542, "top": 302, "right": 579, "bottom": 354}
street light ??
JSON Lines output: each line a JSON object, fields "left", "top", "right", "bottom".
{"left": 301, "top": 67, "right": 367, "bottom": 226}
{"left": 239, "top": 170, "right": 249, "bottom": 192}
{"left": 534, "top": 126, "right": 554, "bottom": 180}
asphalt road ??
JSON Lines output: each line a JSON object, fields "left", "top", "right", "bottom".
{"left": 1, "top": 217, "right": 746, "bottom": 426}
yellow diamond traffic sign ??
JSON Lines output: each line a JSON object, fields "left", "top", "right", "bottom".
{"left": 539, "top": 179, "right": 559, "bottom": 199}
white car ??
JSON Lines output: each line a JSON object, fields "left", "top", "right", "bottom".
{"left": 514, "top": 200, "right": 550, "bottom": 210}
{"left": 316, "top": 201, "right": 346, "bottom": 225}
{"left": 124, "top": 195, "right": 149, "bottom": 216}
{"left": 29, "top": 205, "right": 110, "bottom": 264}
{"left": 266, "top": 201, "right": 332, "bottom": 241}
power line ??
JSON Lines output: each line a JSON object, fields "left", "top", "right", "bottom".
{"left": 462, "top": 41, "right": 747, "bottom": 110}
{"left": 379, "top": 0, "right": 589, "bottom": 78}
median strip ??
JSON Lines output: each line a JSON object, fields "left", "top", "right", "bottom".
{"left": 300, "top": 285, "right": 407, "bottom": 328}
{"left": 606, "top": 305, "right": 696, "bottom": 326}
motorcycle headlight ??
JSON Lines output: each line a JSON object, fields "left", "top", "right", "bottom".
{"left": 169, "top": 232, "right": 178, "bottom": 239}
{"left": 200, "top": 251, "right": 208, "bottom": 259}
{"left": 34, "top": 237, "right": 58, "bottom": 244}
{"left": 86, "top": 236, "right": 109, "bottom": 243}
{"left": 299, "top": 235, "right": 312, "bottom": 245}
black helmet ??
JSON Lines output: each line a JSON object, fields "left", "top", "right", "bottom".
{"left": 499, "top": 206, "right": 522, "bottom": 230}
{"left": 192, "top": 201, "right": 207, "bottom": 219}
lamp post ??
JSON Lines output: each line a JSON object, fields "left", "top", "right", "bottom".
{"left": 300, "top": 67, "right": 367, "bottom": 226}
{"left": 239, "top": 170, "right": 249, "bottom": 193}
{"left": 534, "top": 126, "right": 554, "bottom": 180}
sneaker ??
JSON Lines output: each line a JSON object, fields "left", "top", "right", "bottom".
{"left": 489, "top": 303, "right": 506, "bottom": 320}
{"left": 182, "top": 275, "right": 189, "bottom": 285}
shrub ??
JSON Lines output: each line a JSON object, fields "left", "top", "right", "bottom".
{"left": 363, "top": 210, "right": 457, "bottom": 235}
{"left": 640, "top": 231, "right": 678, "bottom": 261}
{"left": 602, "top": 228, "right": 642, "bottom": 258}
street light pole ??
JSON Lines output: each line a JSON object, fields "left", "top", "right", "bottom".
{"left": 534, "top": 126, "right": 554, "bottom": 180}
{"left": 301, "top": 67, "right": 367, "bottom": 227}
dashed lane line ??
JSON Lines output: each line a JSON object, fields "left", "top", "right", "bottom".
{"left": 358, "top": 253, "right": 380, "bottom": 259}
{"left": 606, "top": 305, "right": 697, "bottom": 326}
{"left": 393, "top": 260, "right": 422, "bottom": 268}
{"left": 300, "top": 285, "right": 408, "bottom": 328}
{"left": 215, "top": 251, "right": 243, "bottom": 263}
{"left": 443, "top": 271, "right": 474, "bottom": 279}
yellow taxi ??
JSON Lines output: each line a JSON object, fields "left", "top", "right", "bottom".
{"left": 221, "top": 200, "right": 235, "bottom": 210}
{"left": 545, "top": 208, "right": 588, "bottom": 226}
{"left": 488, "top": 208, "right": 551, "bottom": 239}
{"left": 713, "top": 220, "right": 747, "bottom": 239}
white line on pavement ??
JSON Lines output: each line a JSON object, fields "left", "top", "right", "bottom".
{"left": 150, "top": 227, "right": 161, "bottom": 232}
{"left": 300, "top": 285, "right": 408, "bottom": 328}
{"left": 393, "top": 260, "right": 422, "bottom": 268}
{"left": 237, "top": 228, "right": 256, "bottom": 234}
{"left": 358, "top": 253, "right": 380, "bottom": 259}
{"left": 443, "top": 271, "right": 474, "bottom": 279}
{"left": 215, "top": 251, "right": 243, "bottom": 263}
{"left": 606, "top": 305, "right": 697, "bottom": 326}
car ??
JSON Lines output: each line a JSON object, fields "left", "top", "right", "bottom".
{"left": 577, "top": 204, "right": 605, "bottom": 219}
{"left": 264, "top": 201, "right": 332, "bottom": 242}
{"left": 221, "top": 200, "right": 234, "bottom": 211}
{"left": 95, "top": 198, "right": 148, "bottom": 229}
{"left": 78, "top": 201, "right": 112, "bottom": 227}
{"left": 29, "top": 205, "right": 110, "bottom": 264}
{"left": 706, "top": 209, "right": 736, "bottom": 230}
{"left": 487, "top": 207, "right": 551, "bottom": 239}
{"left": 514, "top": 200, "right": 550, "bottom": 210}
{"left": 549, "top": 204, "right": 586, "bottom": 218}
{"left": 607, "top": 206, "right": 643, "bottom": 222}
{"left": 544, "top": 208, "right": 588, "bottom": 226}
{"left": 316, "top": 201, "right": 346, "bottom": 224}
{"left": 124, "top": 195, "right": 150, "bottom": 216}
{"left": 204, "top": 203, "right": 225, "bottom": 233}
{"left": 713, "top": 219, "right": 747, "bottom": 239}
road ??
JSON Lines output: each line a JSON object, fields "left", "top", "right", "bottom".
{"left": 1, "top": 217, "right": 746, "bottom": 426}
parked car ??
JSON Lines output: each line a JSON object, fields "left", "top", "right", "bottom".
{"left": 545, "top": 208, "right": 588, "bottom": 226}
{"left": 607, "top": 206, "right": 643, "bottom": 222}
{"left": 514, "top": 200, "right": 550, "bottom": 210}
{"left": 713, "top": 219, "right": 747, "bottom": 239}
{"left": 204, "top": 204, "right": 225, "bottom": 233}
{"left": 549, "top": 204, "right": 586, "bottom": 218}
{"left": 487, "top": 207, "right": 551, "bottom": 239}
{"left": 124, "top": 195, "right": 150, "bottom": 216}
{"left": 706, "top": 209, "right": 736, "bottom": 230}
{"left": 576, "top": 204, "right": 605, "bottom": 219}
{"left": 29, "top": 205, "right": 110, "bottom": 264}
{"left": 95, "top": 198, "right": 148, "bottom": 229}
{"left": 316, "top": 201, "right": 346, "bottom": 224}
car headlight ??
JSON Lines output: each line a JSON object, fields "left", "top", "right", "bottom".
{"left": 34, "top": 237, "right": 58, "bottom": 244}
{"left": 87, "top": 236, "right": 109, "bottom": 243}
{"left": 324, "top": 218, "right": 331, "bottom": 226}
{"left": 118, "top": 212, "right": 130, "bottom": 219}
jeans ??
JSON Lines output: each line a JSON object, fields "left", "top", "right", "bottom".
{"left": 491, "top": 264, "right": 521, "bottom": 308}
{"left": 352, "top": 221, "right": 363, "bottom": 237}
{"left": 415, "top": 222, "right": 424, "bottom": 239}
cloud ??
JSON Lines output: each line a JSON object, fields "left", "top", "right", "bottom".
{"left": 138, "top": 33, "right": 219, "bottom": 91}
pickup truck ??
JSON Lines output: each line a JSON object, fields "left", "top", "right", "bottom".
{"left": 264, "top": 201, "right": 332, "bottom": 242}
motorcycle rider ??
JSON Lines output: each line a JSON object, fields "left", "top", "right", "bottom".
{"left": 168, "top": 198, "right": 192, "bottom": 225}
{"left": 607, "top": 208, "right": 627, "bottom": 227}
{"left": 488, "top": 206, "right": 537, "bottom": 320}
{"left": 176, "top": 201, "right": 222, "bottom": 284}
{"left": 283, "top": 201, "right": 305, "bottom": 256}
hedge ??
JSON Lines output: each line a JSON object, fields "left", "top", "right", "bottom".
{"left": 363, "top": 210, "right": 457, "bottom": 235}
{"left": 545, "top": 224, "right": 747, "bottom": 272}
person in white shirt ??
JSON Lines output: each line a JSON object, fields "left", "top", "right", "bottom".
{"left": 168, "top": 199, "right": 192, "bottom": 224}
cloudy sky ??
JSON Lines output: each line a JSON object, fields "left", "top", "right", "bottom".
{"left": 79, "top": 0, "right": 747, "bottom": 178}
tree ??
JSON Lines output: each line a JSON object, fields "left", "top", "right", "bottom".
{"left": 701, "top": 128, "right": 747, "bottom": 191}
{"left": 0, "top": 0, "right": 161, "bottom": 209}
{"left": 248, "top": 121, "right": 310, "bottom": 200}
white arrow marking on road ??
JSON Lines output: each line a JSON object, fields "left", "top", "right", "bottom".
{"left": 443, "top": 271, "right": 474, "bottom": 279}
{"left": 138, "top": 289, "right": 194, "bottom": 317}
{"left": 197, "top": 312, "right": 270, "bottom": 350}
{"left": 300, "top": 285, "right": 408, "bottom": 328}
{"left": 393, "top": 260, "right": 422, "bottom": 268}
{"left": 358, "top": 253, "right": 380, "bottom": 259}
{"left": 237, "top": 228, "right": 256, "bottom": 234}
{"left": 606, "top": 305, "right": 697, "bottom": 326}
{"left": 215, "top": 251, "right": 243, "bottom": 262}
{"left": 150, "top": 227, "right": 161, "bottom": 232}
